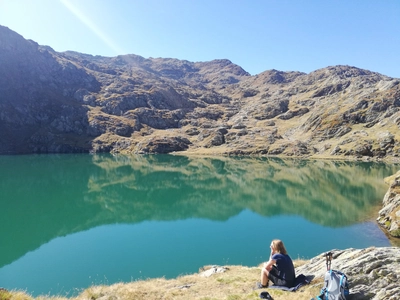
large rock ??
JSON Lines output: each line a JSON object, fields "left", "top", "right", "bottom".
{"left": 135, "top": 136, "right": 191, "bottom": 154}
{"left": 377, "top": 171, "right": 400, "bottom": 238}
{"left": 296, "top": 247, "right": 400, "bottom": 300}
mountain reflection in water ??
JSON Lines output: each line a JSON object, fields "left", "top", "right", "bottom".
{"left": 0, "top": 154, "right": 397, "bottom": 279}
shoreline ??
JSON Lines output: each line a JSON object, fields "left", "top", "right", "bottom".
{"left": 2, "top": 247, "right": 399, "bottom": 300}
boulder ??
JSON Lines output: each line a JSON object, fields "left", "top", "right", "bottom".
{"left": 135, "top": 136, "right": 191, "bottom": 154}
{"left": 278, "top": 107, "right": 309, "bottom": 120}
{"left": 377, "top": 171, "right": 400, "bottom": 238}
{"left": 199, "top": 265, "right": 229, "bottom": 278}
{"left": 296, "top": 247, "right": 400, "bottom": 300}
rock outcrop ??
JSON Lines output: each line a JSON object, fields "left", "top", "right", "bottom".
{"left": 296, "top": 247, "right": 400, "bottom": 300}
{"left": 1, "top": 25, "right": 400, "bottom": 159}
{"left": 377, "top": 171, "right": 400, "bottom": 238}
{"left": 0, "top": 25, "right": 100, "bottom": 153}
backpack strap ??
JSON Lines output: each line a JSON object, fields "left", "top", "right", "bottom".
{"left": 339, "top": 274, "right": 344, "bottom": 287}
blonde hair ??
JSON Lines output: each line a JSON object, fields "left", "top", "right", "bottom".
{"left": 271, "top": 239, "right": 288, "bottom": 255}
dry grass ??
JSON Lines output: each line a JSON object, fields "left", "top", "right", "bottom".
{"left": 1, "top": 264, "right": 324, "bottom": 300}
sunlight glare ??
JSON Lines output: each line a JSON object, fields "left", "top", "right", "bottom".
{"left": 59, "top": 0, "right": 124, "bottom": 55}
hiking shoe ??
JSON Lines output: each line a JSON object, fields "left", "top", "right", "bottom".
{"left": 260, "top": 291, "right": 274, "bottom": 299}
{"left": 255, "top": 282, "right": 268, "bottom": 289}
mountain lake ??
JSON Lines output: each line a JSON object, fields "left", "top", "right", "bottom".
{"left": 0, "top": 153, "right": 398, "bottom": 296}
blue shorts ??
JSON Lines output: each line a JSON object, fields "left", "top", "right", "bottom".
{"left": 268, "top": 266, "right": 292, "bottom": 287}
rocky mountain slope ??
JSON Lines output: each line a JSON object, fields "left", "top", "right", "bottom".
{"left": 1, "top": 25, "right": 400, "bottom": 159}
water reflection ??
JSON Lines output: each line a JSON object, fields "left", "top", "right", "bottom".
{"left": 87, "top": 154, "right": 392, "bottom": 226}
{"left": 0, "top": 154, "right": 396, "bottom": 269}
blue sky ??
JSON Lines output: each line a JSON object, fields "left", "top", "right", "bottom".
{"left": 1, "top": 0, "right": 399, "bottom": 77}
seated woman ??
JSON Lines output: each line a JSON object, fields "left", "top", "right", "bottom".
{"left": 260, "top": 239, "right": 295, "bottom": 288}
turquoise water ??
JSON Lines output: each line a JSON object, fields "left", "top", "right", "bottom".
{"left": 0, "top": 154, "right": 397, "bottom": 296}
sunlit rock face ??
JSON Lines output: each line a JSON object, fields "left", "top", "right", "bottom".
{"left": 296, "top": 247, "right": 400, "bottom": 300}
{"left": 378, "top": 171, "right": 400, "bottom": 238}
{"left": 1, "top": 25, "right": 400, "bottom": 159}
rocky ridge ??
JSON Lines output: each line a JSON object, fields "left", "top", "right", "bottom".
{"left": 1, "top": 25, "right": 400, "bottom": 159}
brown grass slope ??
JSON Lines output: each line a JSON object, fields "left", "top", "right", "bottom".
{"left": 0, "top": 262, "right": 321, "bottom": 300}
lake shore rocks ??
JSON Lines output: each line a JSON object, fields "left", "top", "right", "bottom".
{"left": 377, "top": 171, "right": 400, "bottom": 238}
{"left": 296, "top": 247, "right": 400, "bottom": 300}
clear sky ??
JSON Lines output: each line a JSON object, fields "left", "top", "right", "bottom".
{"left": 1, "top": 0, "right": 399, "bottom": 77}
